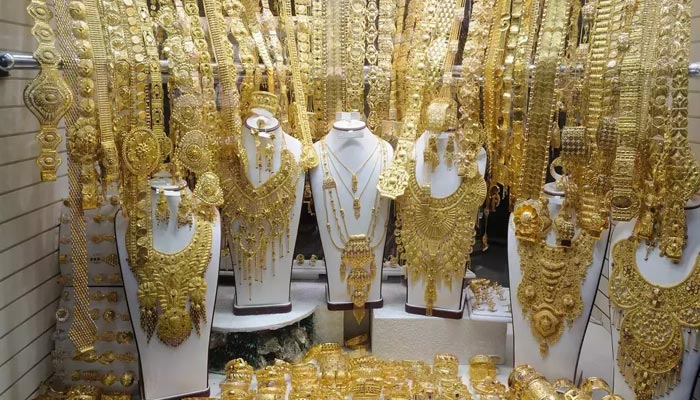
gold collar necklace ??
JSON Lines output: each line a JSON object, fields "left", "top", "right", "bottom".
{"left": 609, "top": 236, "right": 700, "bottom": 400}
{"left": 396, "top": 159, "right": 486, "bottom": 315}
{"left": 126, "top": 202, "right": 213, "bottom": 347}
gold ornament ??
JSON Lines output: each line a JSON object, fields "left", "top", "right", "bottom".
{"left": 516, "top": 219, "right": 595, "bottom": 355}
{"left": 222, "top": 150, "right": 301, "bottom": 299}
{"left": 610, "top": 237, "right": 700, "bottom": 400}
{"left": 396, "top": 161, "right": 486, "bottom": 314}
{"left": 156, "top": 189, "right": 170, "bottom": 225}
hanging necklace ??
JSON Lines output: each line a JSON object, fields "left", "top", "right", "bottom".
{"left": 609, "top": 237, "right": 700, "bottom": 400}
{"left": 514, "top": 198, "right": 596, "bottom": 356}
{"left": 396, "top": 159, "right": 486, "bottom": 315}
{"left": 221, "top": 132, "right": 302, "bottom": 300}
{"left": 320, "top": 140, "right": 388, "bottom": 322}
{"left": 326, "top": 142, "right": 381, "bottom": 218}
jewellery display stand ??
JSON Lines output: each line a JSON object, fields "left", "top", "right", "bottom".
{"left": 405, "top": 130, "right": 487, "bottom": 318}
{"left": 230, "top": 113, "right": 305, "bottom": 315}
{"left": 507, "top": 194, "right": 609, "bottom": 381}
{"left": 309, "top": 112, "right": 393, "bottom": 311}
{"left": 608, "top": 198, "right": 700, "bottom": 400}
{"left": 115, "top": 181, "right": 221, "bottom": 400}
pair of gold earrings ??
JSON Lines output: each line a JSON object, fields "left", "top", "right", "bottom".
{"left": 155, "top": 189, "right": 193, "bottom": 227}
{"left": 422, "top": 133, "right": 456, "bottom": 171}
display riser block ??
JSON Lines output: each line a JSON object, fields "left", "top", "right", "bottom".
{"left": 372, "top": 283, "right": 508, "bottom": 363}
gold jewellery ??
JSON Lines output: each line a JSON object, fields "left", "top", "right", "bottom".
{"left": 222, "top": 140, "right": 301, "bottom": 299}
{"left": 610, "top": 237, "right": 700, "bottom": 400}
{"left": 396, "top": 160, "right": 486, "bottom": 315}
{"left": 24, "top": 0, "right": 72, "bottom": 182}
{"left": 514, "top": 199, "right": 595, "bottom": 355}
{"left": 320, "top": 140, "right": 388, "bottom": 323}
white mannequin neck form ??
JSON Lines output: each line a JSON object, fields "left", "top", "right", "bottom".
{"left": 507, "top": 190, "right": 609, "bottom": 381}
{"left": 115, "top": 180, "right": 221, "bottom": 400}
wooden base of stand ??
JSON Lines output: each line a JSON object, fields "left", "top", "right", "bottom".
{"left": 326, "top": 298, "right": 384, "bottom": 311}
{"left": 233, "top": 302, "right": 292, "bottom": 316}
{"left": 404, "top": 301, "right": 466, "bottom": 319}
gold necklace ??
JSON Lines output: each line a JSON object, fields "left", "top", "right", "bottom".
{"left": 396, "top": 160, "right": 486, "bottom": 315}
{"left": 320, "top": 140, "right": 388, "bottom": 322}
{"left": 609, "top": 237, "right": 700, "bottom": 400}
{"left": 221, "top": 148, "right": 302, "bottom": 300}
{"left": 126, "top": 205, "right": 213, "bottom": 347}
{"left": 326, "top": 143, "right": 381, "bottom": 218}
{"left": 516, "top": 217, "right": 595, "bottom": 355}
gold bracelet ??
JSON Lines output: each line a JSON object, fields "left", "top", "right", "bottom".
{"left": 73, "top": 350, "right": 137, "bottom": 365}
{"left": 24, "top": 0, "right": 72, "bottom": 182}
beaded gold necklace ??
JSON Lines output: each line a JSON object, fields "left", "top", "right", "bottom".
{"left": 320, "top": 139, "right": 388, "bottom": 322}
{"left": 396, "top": 159, "right": 486, "bottom": 315}
{"left": 609, "top": 237, "right": 700, "bottom": 400}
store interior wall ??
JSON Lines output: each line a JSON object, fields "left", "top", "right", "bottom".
{"left": 0, "top": 0, "right": 699, "bottom": 398}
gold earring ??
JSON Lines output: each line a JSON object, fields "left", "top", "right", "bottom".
{"left": 156, "top": 189, "right": 169, "bottom": 224}
{"left": 445, "top": 135, "right": 455, "bottom": 168}
{"left": 423, "top": 133, "right": 439, "bottom": 170}
{"left": 177, "top": 191, "right": 193, "bottom": 228}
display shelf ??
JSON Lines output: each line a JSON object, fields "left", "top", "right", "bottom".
{"left": 372, "top": 282, "right": 509, "bottom": 363}
{"left": 465, "top": 287, "right": 513, "bottom": 323}
{"left": 213, "top": 282, "right": 326, "bottom": 333}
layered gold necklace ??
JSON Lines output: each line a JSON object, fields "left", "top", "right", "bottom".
{"left": 320, "top": 139, "right": 388, "bottom": 323}
{"left": 221, "top": 134, "right": 302, "bottom": 300}
{"left": 514, "top": 200, "right": 595, "bottom": 355}
{"left": 396, "top": 159, "right": 486, "bottom": 315}
{"left": 609, "top": 237, "right": 700, "bottom": 400}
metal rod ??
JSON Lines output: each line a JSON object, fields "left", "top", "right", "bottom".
{"left": 3, "top": 51, "right": 700, "bottom": 77}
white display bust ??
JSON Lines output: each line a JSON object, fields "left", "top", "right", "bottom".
{"left": 404, "top": 130, "right": 487, "bottom": 318}
{"left": 608, "top": 197, "right": 700, "bottom": 400}
{"left": 507, "top": 191, "right": 609, "bottom": 381}
{"left": 229, "top": 112, "right": 305, "bottom": 314}
{"left": 115, "top": 178, "right": 221, "bottom": 400}
{"left": 309, "top": 112, "right": 393, "bottom": 311}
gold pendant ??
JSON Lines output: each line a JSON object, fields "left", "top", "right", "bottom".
{"left": 352, "top": 174, "right": 358, "bottom": 193}
{"left": 340, "top": 235, "right": 376, "bottom": 323}
{"left": 353, "top": 198, "right": 361, "bottom": 219}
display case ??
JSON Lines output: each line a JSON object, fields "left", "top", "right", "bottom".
{"left": 2, "top": 0, "right": 700, "bottom": 399}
